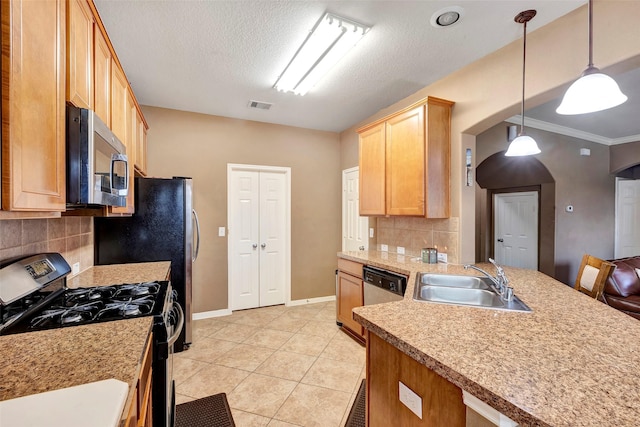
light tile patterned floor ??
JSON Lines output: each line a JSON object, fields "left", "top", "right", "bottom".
{"left": 175, "top": 301, "right": 365, "bottom": 427}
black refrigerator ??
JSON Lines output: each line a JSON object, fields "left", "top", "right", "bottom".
{"left": 94, "top": 177, "right": 199, "bottom": 352}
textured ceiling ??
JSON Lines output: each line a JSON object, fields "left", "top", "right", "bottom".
{"left": 94, "top": 1, "right": 597, "bottom": 134}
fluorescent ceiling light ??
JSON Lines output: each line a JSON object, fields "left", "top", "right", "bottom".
{"left": 274, "top": 13, "right": 370, "bottom": 96}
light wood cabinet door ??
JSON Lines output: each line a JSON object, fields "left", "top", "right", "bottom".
{"left": 385, "top": 106, "right": 425, "bottom": 216}
{"left": 359, "top": 122, "right": 386, "bottom": 216}
{"left": 93, "top": 26, "right": 111, "bottom": 126}
{"left": 367, "top": 332, "right": 466, "bottom": 427}
{"left": 337, "top": 271, "right": 364, "bottom": 339}
{"left": 66, "top": 0, "right": 93, "bottom": 109}
{"left": 111, "top": 60, "right": 128, "bottom": 146}
{"left": 425, "top": 98, "right": 452, "bottom": 218}
{"left": 135, "top": 111, "right": 147, "bottom": 176}
{"left": 109, "top": 89, "right": 135, "bottom": 215}
{"left": 1, "top": 0, "right": 66, "bottom": 212}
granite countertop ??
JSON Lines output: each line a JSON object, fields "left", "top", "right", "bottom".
{"left": 66, "top": 261, "right": 171, "bottom": 288}
{"left": 342, "top": 251, "right": 640, "bottom": 427}
{"left": 0, "top": 261, "right": 171, "bottom": 425}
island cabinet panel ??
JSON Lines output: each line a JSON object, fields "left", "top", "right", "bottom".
{"left": 359, "top": 122, "right": 386, "bottom": 215}
{"left": 385, "top": 106, "right": 425, "bottom": 216}
{"left": 93, "top": 25, "right": 111, "bottom": 126}
{"left": 66, "top": 0, "right": 94, "bottom": 109}
{"left": 337, "top": 258, "right": 365, "bottom": 341}
{"left": 357, "top": 97, "right": 453, "bottom": 218}
{"left": 1, "top": 0, "right": 66, "bottom": 212}
{"left": 367, "top": 332, "right": 465, "bottom": 427}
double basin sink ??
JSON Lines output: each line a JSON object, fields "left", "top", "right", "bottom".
{"left": 413, "top": 273, "right": 532, "bottom": 312}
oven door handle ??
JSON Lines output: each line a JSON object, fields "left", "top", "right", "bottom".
{"left": 167, "top": 302, "right": 185, "bottom": 346}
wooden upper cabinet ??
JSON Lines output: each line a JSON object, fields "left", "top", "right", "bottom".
{"left": 359, "top": 122, "right": 386, "bottom": 216}
{"left": 386, "top": 106, "right": 425, "bottom": 216}
{"left": 109, "top": 89, "right": 135, "bottom": 215}
{"left": 93, "top": 25, "right": 111, "bottom": 126}
{"left": 1, "top": 0, "right": 66, "bottom": 212}
{"left": 357, "top": 97, "right": 453, "bottom": 218}
{"left": 135, "top": 111, "right": 148, "bottom": 176}
{"left": 111, "top": 61, "right": 128, "bottom": 146}
{"left": 66, "top": 0, "right": 94, "bottom": 109}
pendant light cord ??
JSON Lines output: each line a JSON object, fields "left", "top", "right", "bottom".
{"left": 588, "top": 0, "right": 593, "bottom": 69}
{"left": 520, "top": 20, "right": 527, "bottom": 135}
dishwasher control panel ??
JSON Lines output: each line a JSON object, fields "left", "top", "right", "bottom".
{"left": 363, "top": 265, "right": 407, "bottom": 297}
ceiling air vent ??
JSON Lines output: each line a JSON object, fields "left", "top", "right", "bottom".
{"left": 248, "top": 100, "right": 273, "bottom": 110}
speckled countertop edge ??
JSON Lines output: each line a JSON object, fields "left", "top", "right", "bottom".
{"left": 342, "top": 251, "right": 640, "bottom": 427}
{"left": 66, "top": 261, "right": 171, "bottom": 288}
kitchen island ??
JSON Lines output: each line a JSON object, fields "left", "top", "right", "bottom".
{"left": 0, "top": 261, "right": 170, "bottom": 426}
{"left": 341, "top": 251, "right": 640, "bottom": 426}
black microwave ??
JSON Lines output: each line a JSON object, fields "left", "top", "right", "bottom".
{"left": 66, "top": 106, "right": 128, "bottom": 207}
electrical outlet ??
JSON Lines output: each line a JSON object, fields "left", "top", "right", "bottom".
{"left": 72, "top": 262, "right": 80, "bottom": 275}
{"left": 399, "top": 382, "right": 422, "bottom": 419}
{"left": 397, "top": 246, "right": 405, "bottom": 255}
{"left": 437, "top": 252, "right": 448, "bottom": 263}
{"left": 381, "top": 244, "right": 388, "bottom": 252}
{"left": 369, "top": 228, "right": 374, "bottom": 238}
{"left": 218, "top": 226, "right": 226, "bottom": 237}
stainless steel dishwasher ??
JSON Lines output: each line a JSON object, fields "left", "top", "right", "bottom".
{"left": 363, "top": 265, "right": 407, "bottom": 305}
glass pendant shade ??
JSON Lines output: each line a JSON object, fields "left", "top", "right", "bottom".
{"left": 556, "top": 68, "right": 628, "bottom": 114}
{"left": 505, "top": 134, "right": 541, "bottom": 157}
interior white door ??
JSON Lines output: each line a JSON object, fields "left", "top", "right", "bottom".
{"left": 259, "top": 172, "right": 287, "bottom": 306}
{"left": 494, "top": 191, "right": 538, "bottom": 270}
{"left": 229, "top": 167, "right": 288, "bottom": 310}
{"left": 229, "top": 170, "right": 261, "bottom": 310}
{"left": 615, "top": 178, "right": 640, "bottom": 258}
{"left": 342, "top": 167, "right": 369, "bottom": 251}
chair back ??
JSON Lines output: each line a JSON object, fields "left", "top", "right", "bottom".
{"left": 574, "top": 254, "right": 616, "bottom": 300}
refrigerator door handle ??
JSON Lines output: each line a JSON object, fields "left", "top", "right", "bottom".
{"left": 192, "top": 209, "right": 201, "bottom": 262}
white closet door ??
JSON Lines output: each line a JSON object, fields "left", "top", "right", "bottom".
{"left": 616, "top": 178, "right": 640, "bottom": 258}
{"left": 494, "top": 191, "right": 538, "bottom": 270}
{"left": 230, "top": 170, "right": 260, "bottom": 310}
{"left": 259, "top": 172, "right": 286, "bottom": 307}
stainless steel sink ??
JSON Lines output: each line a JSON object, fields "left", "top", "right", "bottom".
{"left": 413, "top": 273, "right": 532, "bottom": 312}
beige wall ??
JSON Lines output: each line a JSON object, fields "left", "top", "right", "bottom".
{"left": 142, "top": 106, "right": 341, "bottom": 313}
{"left": 340, "top": 1, "right": 640, "bottom": 264}
{"left": 476, "top": 123, "right": 615, "bottom": 284}
{"left": 610, "top": 140, "right": 640, "bottom": 174}
{"left": 0, "top": 217, "right": 94, "bottom": 273}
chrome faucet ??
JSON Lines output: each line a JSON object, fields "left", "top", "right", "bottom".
{"left": 464, "top": 258, "right": 513, "bottom": 301}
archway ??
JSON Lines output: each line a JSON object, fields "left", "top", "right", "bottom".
{"left": 475, "top": 152, "right": 556, "bottom": 277}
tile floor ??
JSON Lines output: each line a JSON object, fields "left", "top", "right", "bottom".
{"left": 175, "top": 301, "right": 366, "bottom": 427}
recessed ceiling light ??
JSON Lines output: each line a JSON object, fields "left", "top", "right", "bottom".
{"left": 430, "top": 6, "right": 464, "bottom": 28}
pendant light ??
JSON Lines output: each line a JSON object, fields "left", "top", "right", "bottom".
{"left": 556, "top": 0, "right": 627, "bottom": 114}
{"left": 505, "top": 10, "right": 541, "bottom": 157}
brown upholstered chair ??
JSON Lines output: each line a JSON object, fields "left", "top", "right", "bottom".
{"left": 574, "top": 254, "right": 616, "bottom": 300}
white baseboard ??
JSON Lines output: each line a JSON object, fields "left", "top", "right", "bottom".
{"left": 192, "top": 308, "right": 232, "bottom": 320}
{"left": 287, "top": 295, "right": 336, "bottom": 307}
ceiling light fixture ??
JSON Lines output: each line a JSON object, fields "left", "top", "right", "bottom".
{"left": 556, "top": 0, "right": 627, "bottom": 115}
{"left": 274, "top": 13, "right": 369, "bottom": 96}
{"left": 430, "top": 6, "right": 464, "bottom": 28}
{"left": 505, "top": 10, "right": 541, "bottom": 157}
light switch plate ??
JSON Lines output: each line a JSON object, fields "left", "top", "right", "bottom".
{"left": 218, "top": 227, "right": 226, "bottom": 237}
{"left": 369, "top": 228, "right": 374, "bottom": 238}
{"left": 399, "top": 382, "right": 422, "bottom": 419}
{"left": 437, "top": 252, "right": 448, "bottom": 263}
{"left": 397, "top": 246, "right": 405, "bottom": 255}
{"left": 72, "top": 262, "right": 80, "bottom": 275}
{"left": 381, "top": 244, "right": 388, "bottom": 252}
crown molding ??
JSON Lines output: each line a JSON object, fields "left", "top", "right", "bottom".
{"left": 506, "top": 116, "right": 640, "bottom": 146}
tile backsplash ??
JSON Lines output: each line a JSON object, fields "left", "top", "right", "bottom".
{"left": 0, "top": 217, "right": 93, "bottom": 274}
{"left": 375, "top": 217, "right": 459, "bottom": 264}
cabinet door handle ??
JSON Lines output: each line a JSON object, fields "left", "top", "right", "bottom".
{"left": 261, "top": 243, "right": 266, "bottom": 249}
{"left": 252, "top": 243, "right": 258, "bottom": 249}
{"left": 497, "top": 238, "right": 504, "bottom": 243}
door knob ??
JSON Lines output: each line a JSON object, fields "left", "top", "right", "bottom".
{"left": 359, "top": 246, "right": 365, "bottom": 251}
{"left": 497, "top": 238, "right": 504, "bottom": 243}
{"left": 252, "top": 243, "right": 258, "bottom": 249}
{"left": 261, "top": 243, "right": 266, "bottom": 249}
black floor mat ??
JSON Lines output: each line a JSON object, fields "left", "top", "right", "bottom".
{"left": 175, "top": 393, "right": 235, "bottom": 427}
{"left": 345, "top": 379, "right": 366, "bottom": 427}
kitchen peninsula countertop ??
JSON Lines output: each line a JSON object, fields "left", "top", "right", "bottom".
{"left": 0, "top": 261, "right": 171, "bottom": 425}
{"left": 341, "top": 250, "right": 640, "bottom": 426}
